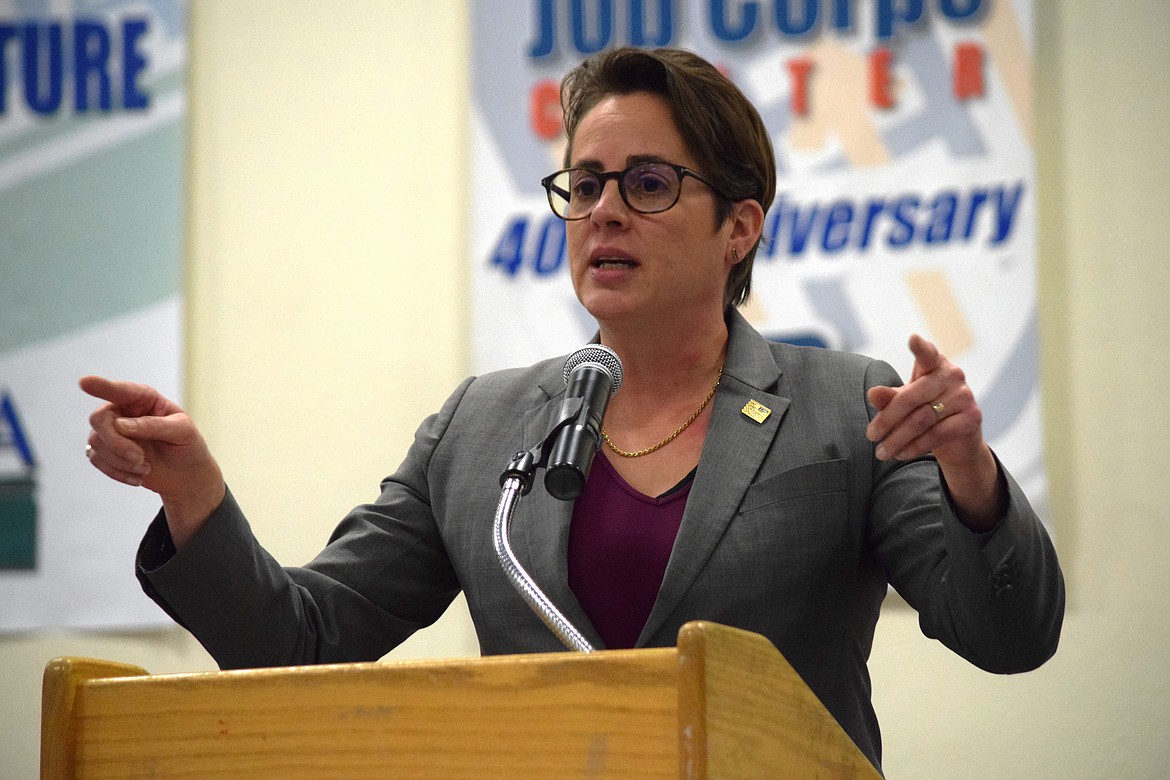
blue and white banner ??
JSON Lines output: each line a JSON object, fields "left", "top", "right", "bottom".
{"left": 0, "top": 0, "right": 186, "bottom": 630}
{"left": 470, "top": 1, "right": 1046, "bottom": 518}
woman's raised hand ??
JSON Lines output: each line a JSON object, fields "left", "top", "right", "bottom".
{"left": 865, "top": 335, "right": 1002, "bottom": 531}
{"left": 81, "top": 376, "right": 225, "bottom": 548}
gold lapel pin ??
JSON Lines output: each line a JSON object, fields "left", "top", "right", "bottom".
{"left": 741, "top": 399, "right": 772, "bottom": 423}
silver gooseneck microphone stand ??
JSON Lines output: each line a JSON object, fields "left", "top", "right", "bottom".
{"left": 493, "top": 469, "right": 595, "bottom": 653}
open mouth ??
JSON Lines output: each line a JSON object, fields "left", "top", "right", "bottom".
{"left": 591, "top": 254, "right": 638, "bottom": 270}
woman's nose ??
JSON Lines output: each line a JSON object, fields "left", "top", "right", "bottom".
{"left": 589, "top": 177, "right": 630, "bottom": 224}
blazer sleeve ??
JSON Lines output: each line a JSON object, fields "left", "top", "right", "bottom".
{"left": 862, "top": 360, "right": 1065, "bottom": 673}
{"left": 136, "top": 377, "right": 476, "bottom": 670}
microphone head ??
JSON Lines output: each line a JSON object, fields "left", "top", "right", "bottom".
{"left": 562, "top": 344, "right": 623, "bottom": 396}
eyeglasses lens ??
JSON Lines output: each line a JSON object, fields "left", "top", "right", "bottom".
{"left": 623, "top": 165, "right": 679, "bottom": 213}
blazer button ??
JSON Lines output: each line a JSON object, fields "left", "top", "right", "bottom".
{"left": 990, "top": 564, "right": 1012, "bottom": 597}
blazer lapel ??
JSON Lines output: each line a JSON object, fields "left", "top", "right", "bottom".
{"left": 637, "top": 312, "right": 790, "bottom": 645}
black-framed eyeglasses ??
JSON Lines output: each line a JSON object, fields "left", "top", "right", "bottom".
{"left": 540, "top": 162, "right": 726, "bottom": 221}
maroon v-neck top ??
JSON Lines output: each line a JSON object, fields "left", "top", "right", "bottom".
{"left": 567, "top": 453, "right": 690, "bottom": 649}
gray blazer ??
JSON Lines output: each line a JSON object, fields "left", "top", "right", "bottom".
{"left": 139, "top": 310, "right": 1064, "bottom": 770}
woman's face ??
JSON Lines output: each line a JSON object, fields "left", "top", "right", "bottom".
{"left": 565, "top": 91, "right": 740, "bottom": 330}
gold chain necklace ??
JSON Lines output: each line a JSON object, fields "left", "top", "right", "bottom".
{"left": 601, "top": 365, "right": 723, "bottom": 458}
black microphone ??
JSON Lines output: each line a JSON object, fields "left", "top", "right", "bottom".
{"left": 544, "top": 344, "right": 623, "bottom": 500}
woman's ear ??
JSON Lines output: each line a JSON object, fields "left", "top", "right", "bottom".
{"left": 728, "top": 198, "right": 765, "bottom": 263}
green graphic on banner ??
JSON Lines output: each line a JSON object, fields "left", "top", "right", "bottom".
{"left": 0, "top": 390, "right": 36, "bottom": 570}
{"left": 0, "top": 476, "right": 36, "bottom": 570}
{"left": 0, "top": 121, "right": 183, "bottom": 355}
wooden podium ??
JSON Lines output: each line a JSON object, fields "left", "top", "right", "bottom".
{"left": 41, "top": 621, "right": 880, "bottom": 779}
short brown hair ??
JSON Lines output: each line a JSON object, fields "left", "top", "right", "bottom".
{"left": 560, "top": 47, "right": 776, "bottom": 311}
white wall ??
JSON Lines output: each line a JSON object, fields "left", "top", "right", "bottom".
{"left": 4, "top": 1, "right": 1169, "bottom": 777}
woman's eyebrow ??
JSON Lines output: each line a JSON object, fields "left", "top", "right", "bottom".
{"left": 570, "top": 154, "right": 671, "bottom": 170}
